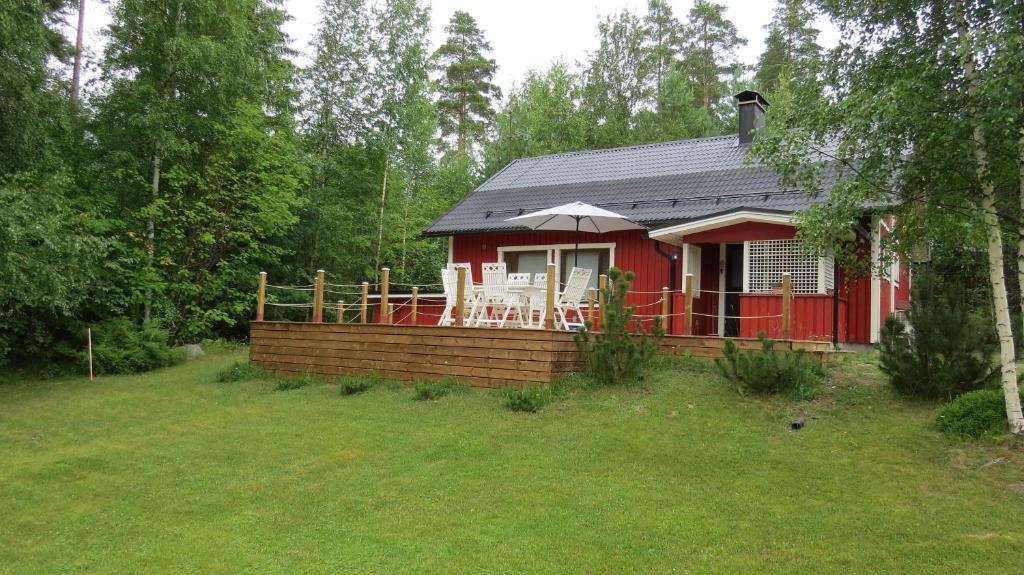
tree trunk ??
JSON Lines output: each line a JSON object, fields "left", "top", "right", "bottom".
{"left": 373, "top": 157, "right": 389, "bottom": 277}
{"left": 145, "top": 150, "right": 161, "bottom": 323}
{"left": 962, "top": 11, "right": 1024, "bottom": 434}
{"left": 1018, "top": 127, "right": 1024, "bottom": 338}
{"left": 70, "top": 0, "right": 86, "bottom": 105}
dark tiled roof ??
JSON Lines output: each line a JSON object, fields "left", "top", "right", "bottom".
{"left": 423, "top": 134, "right": 834, "bottom": 236}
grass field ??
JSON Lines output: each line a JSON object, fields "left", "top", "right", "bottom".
{"left": 1, "top": 349, "right": 1023, "bottom": 574}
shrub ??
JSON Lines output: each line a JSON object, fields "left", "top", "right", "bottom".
{"left": 936, "top": 388, "right": 1024, "bottom": 439}
{"left": 715, "top": 332, "right": 825, "bottom": 400}
{"left": 504, "top": 385, "right": 557, "bottom": 413}
{"left": 216, "top": 361, "right": 270, "bottom": 383}
{"left": 879, "top": 268, "right": 997, "bottom": 400}
{"left": 273, "top": 373, "right": 317, "bottom": 391}
{"left": 574, "top": 267, "right": 664, "bottom": 386}
{"left": 84, "top": 318, "right": 184, "bottom": 375}
{"left": 413, "top": 377, "right": 466, "bottom": 400}
{"left": 337, "top": 373, "right": 388, "bottom": 396}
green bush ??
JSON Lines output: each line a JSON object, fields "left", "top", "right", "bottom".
{"left": 273, "top": 373, "right": 318, "bottom": 391}
{"left": 879, "top": 269, "right": 997, "bottom": 400}
{"left": 504, "top": 385, "right": 557, "bottom": 413}
{"left": 936, "top": 388, "right": 1023, "bottom": 439}
{"left": 84, "top": 318, "right": 185, "bottom": 375}
{"left": 216, "top": 361, "right": 270, "bottom": 383}
{"left": 413, "top": 377, "right": 466, "bottom": 400}
{"left": 715, "top": 332, "right": 825, "bottom": 400}
{"left": 574, "top": 267, "right": 664, "bottom": 386}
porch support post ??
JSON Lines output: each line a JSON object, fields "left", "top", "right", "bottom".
{"left": 545, "top": 263, "right": 556, "bottom": 330}
{"left": 360, "top": 282, "right": 369, "bottom": 324}
{"left": 597, "top": 274, "right": 608, "bottom": 331}
{"left": 336, "top": 300, "right": 344, "bottom": 324}
{"left": 256, "top": 271, "right": 266, "bottom": 322}
{"left": 411, "top": 286, "right": 419, "bottom": 325}
{"left": 455, "top": 266, "right": 467, "bottom": 327}
{"left": 587, "top": 287, "right": 596, "bottom": 325}
{"left": 661, "top": 287, "right": 670, "bottom": 325}
{"left": 684, "top": 273, "right": 694, "bottom": 335}
{"left": 312, "top": 269, "right": 325, "bottom": 323}
{"left": 782, "top": 272, "right": 792, "bottom": 340}
{"left": 380, "top": 268, "right": 390, "bottom": 324}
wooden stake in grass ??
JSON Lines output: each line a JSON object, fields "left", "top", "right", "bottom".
{"left": 256, "top": 271, "right": 267, "bottom": 322}
{"left": 87, "top": 327, "right": 93, "bottom": 381}
{"left": 313, "top": 269, "right": 325, "bottom": 323}
{"left": 360, "top": 282, "right": 369, "bottom": 324}
{"left": 380, "top": 267, "right": 390, "bottom": 324}
{"left": 782, "top": 272, "right": 792, "bottom": 340}
{"left": 411, "top": 286, "right": 419, "bottom": 325}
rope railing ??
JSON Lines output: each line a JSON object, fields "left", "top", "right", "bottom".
{"left": 254, "top": 268, "right": 796, "bottom": 338}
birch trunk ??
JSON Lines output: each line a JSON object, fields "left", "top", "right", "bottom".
{"left": 144, "top": 150, "right": 161, "bottom": 323}
{"left": 962, "top": 12, "right": 1024, "bottom": 434}
{"left": 373, "top": 157, "right": 389, "bottom": 276}
{"left": 1018, "top": 127, "right": 1024, "bottom": 337}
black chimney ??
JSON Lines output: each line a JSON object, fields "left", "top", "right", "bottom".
{"left": 735, "top": 90, "right": 769, "bottom": 145}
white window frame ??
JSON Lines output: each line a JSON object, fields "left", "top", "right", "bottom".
{"left": 496, "top": 242, "right": 616, "bottom": 283}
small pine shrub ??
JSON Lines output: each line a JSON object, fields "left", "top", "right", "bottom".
{"left": 273, "top": 373, "right": 317, "bottom": 391}
{"left": 715, "top": 332, "right": 825, "bottom": 400}
{"left": 84, "top": 318, "right": 185, "bottom": 375}
{"left": 216, "top": 361, "right": 270, "bottom": 383}
{"left": 504, "top": 385, "right": 557, "bottom": 413}
{"left": 413, "top": 377, "right": 466, "bottom": 400}
{"left": 936, "top": 388, "right": 1023, "bottom": 439}
{"left": 574, "top": 267, "right": 664, "bottom": 386}
{"left": 879, "top": 269, "right": 997, "bottom": 400}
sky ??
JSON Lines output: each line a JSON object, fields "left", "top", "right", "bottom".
{"left": 74, "top": 0, "right": 839, "bottom": 96}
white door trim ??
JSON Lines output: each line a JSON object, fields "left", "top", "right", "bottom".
{"left": 718, "top": 243, "right": 726, "bottom": 336}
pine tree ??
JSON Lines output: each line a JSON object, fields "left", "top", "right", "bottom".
{"left": 642, "top": 0, "right": 683, "bottom": 113}
{"left": 433, "top": 10, "right": 500, "bottom": 155}
{"left": 754, "top": 0, "right": 821, "bottom": 93}
{"left": 680, "top": 0, "right": 746, "bottom": 126}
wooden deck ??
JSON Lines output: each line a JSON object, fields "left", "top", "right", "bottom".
{"left": 250, "top": 321, "right": 835, "bottom": 388}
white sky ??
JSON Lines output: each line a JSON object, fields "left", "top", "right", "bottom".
{"left": 74, "top": 0, "right": 838, "bottom": 96}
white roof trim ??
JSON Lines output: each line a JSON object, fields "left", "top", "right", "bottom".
{"left": 649, "top": 211, "right": 796, "bottom": 246}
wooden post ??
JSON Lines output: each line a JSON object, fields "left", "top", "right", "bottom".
{"left": 661, "top": 287, "right": 670, "bottom": 319}
{"left": 782, "top": 272, "right": 792, "bottom": 340}
{"left": 411, "top": 286, "right": 419, "bottom": 325}
{"left": 256, "top": 271, "right": 267, "bottom": 321}
{"left": 684, "top": 273, "right": 694, "bottom": 336}
{"left": 597, "top": 274, "right": 608, "bottom": 331}
{"left": 360, "top": 282, "right": 369, "bottom": 324}
{"left": 587, "top": 287, "right": 596, "bottom": 324}
{"left": 545, "top": 263, "right": 556, "bottom": 330}
{"left": 455, "top": 266, "right": 467, "bottom": 327}
{"left": 336, "top": 300, "right": 344, "bottom": 324}
{"left": 87, "top": 327, "right": 93, "bottom": 381}
{"left": 380, "top": 268, "right": 390, "bottom": 324}
{"left": 313, "top": 269, "right": 325, "bottom": 323}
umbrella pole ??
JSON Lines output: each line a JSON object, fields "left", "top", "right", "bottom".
{"left": 574, "top": 216, "right": 580, "bottom": 269}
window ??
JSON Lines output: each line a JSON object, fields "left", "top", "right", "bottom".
{"left": 746, "top": 239, "right": 833, "bottom": 294}
{"left": 504, "top": 250, "right": 549, "bottom": 276}
{"left": 681, "top": 245, "right": 702, "bottom": 298}
{"left": 560, "top": 248, "right": 610, "bottom": 291}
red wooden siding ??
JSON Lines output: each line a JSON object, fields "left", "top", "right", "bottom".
{"left": 681, "top": 222, "right": 796, "bottom": 244}
{"left": 739, "top": 294, "right": 838, "bottom": 341}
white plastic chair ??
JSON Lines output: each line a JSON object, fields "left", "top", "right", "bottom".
{"left": 555, "top": 267, "right": 594, "bottom": 330}
{"left": 474, "top": 263, "right": 523, "bottom": 327}
{"left": 506, "top": 273, "right": 532, "bottom": 327}
{"left": 438, "top": 268, "right": 479, "bottom": 326}
{"left": 526, "top": 273, "right": 548, "bottom": 328}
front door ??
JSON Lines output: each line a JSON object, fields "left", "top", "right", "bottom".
{"left": 724, "top": 243, "right": 744, "bottom": 337}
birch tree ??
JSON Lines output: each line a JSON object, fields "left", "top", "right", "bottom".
{"left": 752, "top": 0, "right": 1024, "bottom": 434}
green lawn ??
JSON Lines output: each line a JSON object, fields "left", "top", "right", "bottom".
{"left": 1, "top": 351, "right": 1022, "bottom": 574}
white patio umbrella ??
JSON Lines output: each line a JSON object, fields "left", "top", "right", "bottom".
{"left": 505, "top": 201, "right": 646, "bottom": 268}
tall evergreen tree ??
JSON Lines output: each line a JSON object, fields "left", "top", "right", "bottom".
{"left": 642, "top": 0, "right": 683, "bottom": 113}
{"left": 680, "top": 0, "right": 746, "bottom": 127}
{"left": 92, "top": 0, "right": 306, "bottom": 339}
{"left": 433, "top": 11, "right": 500, "bottom": 155}
{"left": 754, "top": 0, "right": 821, "bottom": 93}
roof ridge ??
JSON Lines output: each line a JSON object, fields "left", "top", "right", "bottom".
{"left": 504, "top": 134, "right": 739, "bottom": 163}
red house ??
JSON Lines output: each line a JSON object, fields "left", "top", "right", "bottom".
{"left": 423, "top": 91, "right": 908, "bottom": 344}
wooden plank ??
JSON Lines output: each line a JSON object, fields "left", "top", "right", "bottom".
{"left": 249, "top": 337, "right": 567, "bottom": 362}
{"left": 253, "top": 321, "right": 564, "bottom": 342}
{"left": 251, "top": 329, "right": 563, "bottom": 352}
{"left": 250, "top": 345, "right": 559, "bottom": 374}
{"left": 250, "top": 352, "right": 556, "bottom": 382}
